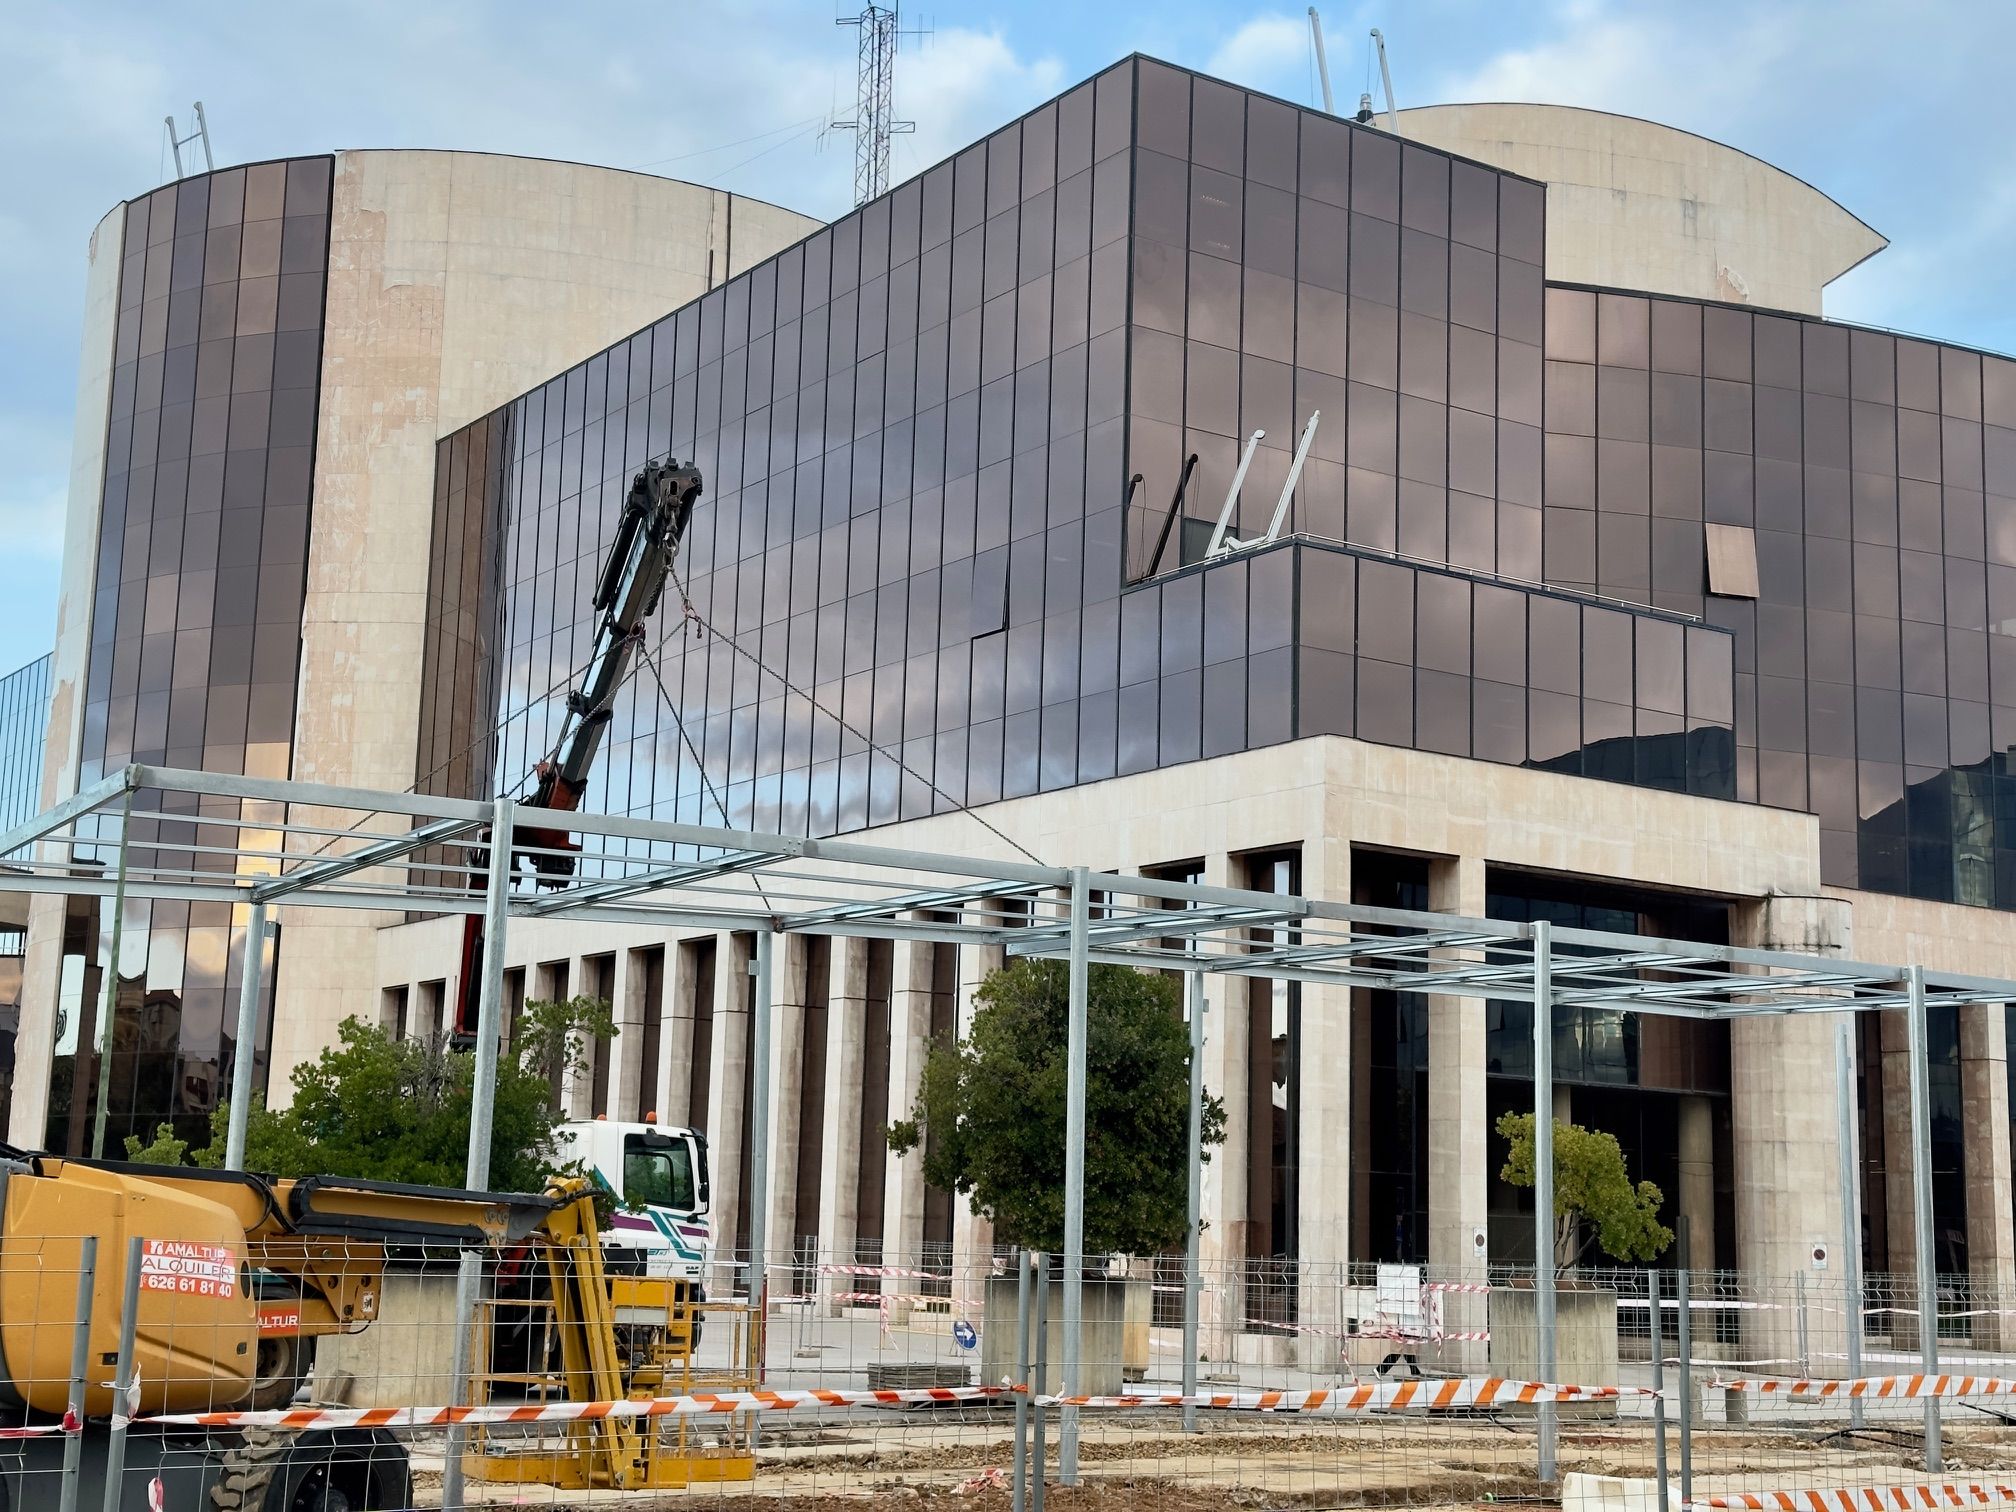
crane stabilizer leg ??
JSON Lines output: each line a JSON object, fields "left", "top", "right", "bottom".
{"left": 455, "top": 457, "right": 704, "bottom": 1035}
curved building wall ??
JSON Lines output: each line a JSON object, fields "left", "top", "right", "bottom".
{"left": 14, "top": 153, "right": 822, "bottom": 1146}
{"left": 1397, "top": 103, "right": 1887, "bottom": 317}
{"left": 273, "top": 153, "right": 819, "bottom": 1092}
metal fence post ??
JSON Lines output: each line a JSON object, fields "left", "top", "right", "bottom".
{"left": 748, "top": 929, "right": 774, "bottom": 1456}
{"left": 1796, "top": 1268, "right": 1810, "bottom": 1378}
{"left": 1835, "top": 1014, "right": 1866, "bottom": 1428}
{"left": 440, "top": 1248, "right": 483, "bottom": 1512}
{"left": 1531, "top": 918, "right": 1557, "bottom": 1483}
{"left": 1648, "top": 1267, "right": 1668, "bottom": 1501}
{"left": 98, "top": 1234, "right": 144, "bottom": 1512}
{"left": 1183, "top": 970, "right": 1205, "bottom": 1435}
{"left": 1905, "top": 964, "right": 1941, "bottom": 1472}
{"left": 1059, "top": 868, "right": 1090, "bottom": 1484}
{"left": 1032, "top": 1251, "right": 1050, "bottom": 1512}
{"left": 1012, "top": 1249, "right": 1032, "bottom": 1512}
{"left": 1676, "top": 1221, "right": 1693, "bottom": 1510}
{"left": 57, "top": 1235, "right": 98, "bottom": 1512}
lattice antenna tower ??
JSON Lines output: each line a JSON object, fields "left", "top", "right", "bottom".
{"left": 834, "top": 4, "right": 918, "bottom": 206}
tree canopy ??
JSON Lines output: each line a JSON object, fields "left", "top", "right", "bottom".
{"left": 124, "top": 995, "right": 614, "bottom": 1193}
{"left": 1496, "top": 1111, "right": 1673, "bottom": 1266}
{"left": 888, "top": 959, "right": 1225, "bottom": 1255}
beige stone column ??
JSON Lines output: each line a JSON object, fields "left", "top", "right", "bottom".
{"left": 1730, "top": 892, "right": 1852, "bottom": 1364}
{"left": 1678, "top": 1094, "right": 1717, "bottom": 1268}
{"left": 1427, "top": 852, "right": 1489, "bottom": 1370}
{"left": 882, "top": 934, "right": 936, "bottom": 1319}
{"left": 763, "top": 934, "right": 812, "bottom": 1276}
{"left": 1961, "top": 1003, "right": 2016, "bottom": 1348}
{"left": 612, "top": 945, "right": 652, "bottom": 1123}
{"left": 707, "top": 932, "right": 753, "bottom": 1278}
{"left": 817, "top": 938, "right": 870, "bottom": 1311}
{"left": 657, "top": 939, "right": 701, "bottom": 1130}
{"left": 11, "top": 894, "right": 72, "bottom": 1146}
{"left": 1296, "top": 839, "right": 1351, "bottom": 1369}
{"left": 951, "top": 919, "right": 1005, "bottom": 1296}
{"left": 1197, "top": 852, "right": 1248, "bottom": 1352}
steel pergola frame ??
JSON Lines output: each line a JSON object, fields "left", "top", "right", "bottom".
{"left": 4, "top": 762, "right": 2000, "bottom": 1478}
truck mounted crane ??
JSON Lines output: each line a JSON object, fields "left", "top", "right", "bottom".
{"left": 454, "top": 457, "right": 703, "bottom": 1037}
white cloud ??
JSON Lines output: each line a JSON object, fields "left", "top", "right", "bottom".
{"left": 892, "top": 26, "right": 1068, "bottom": 187}
{"left": 1206, "top": 14, "right": 1311, "bottom": 93}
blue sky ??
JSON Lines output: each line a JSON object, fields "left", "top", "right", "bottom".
{"left": 2, "top": 0, "right": 2012, "bottom": 675}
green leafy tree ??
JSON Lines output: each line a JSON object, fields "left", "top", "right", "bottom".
{"left": 887, "top": 960, "right": 1225, "bottom": 1255}
{"left": 183, "top": 996, "right": 615, "bottom": 1192}
{"left": 1497, "top": 1111, "right": 1673, "bottom": 1267}
{"left": 123, "top": 1122, "right": 192, "bottom": 1166}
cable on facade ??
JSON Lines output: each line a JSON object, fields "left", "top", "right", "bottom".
{"left": 661, "top": 566, "right": 1047, "bottom": 868}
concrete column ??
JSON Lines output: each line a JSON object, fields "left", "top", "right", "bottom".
{"left": 1730, "top": 892, "right": 1853, "bottom": 1364}
{"left": 1678, "top": 1094, "right": 1717, "bottom": 1270}
{"left": 1960, "top": 1003, "right": 2016, "bottom": 1348}
{"left": 657, "top": 939, "right": 700, "bottom": 1130}
{"left": 951, "top": 916, "right": 1004, "bottom": 1297}
{"left": 1197, "top": 852, "right": 1248, "bottom": 1353}
{"left": 817, "top": 937, "right": 869, "bottom": 1311}
{"left": 1297, "top": 840, "right": 1351, "bottom": 1368}
{"left": 612, "top": 946, "right": 651, "bottom": 1123}
{"left": 706, "top": 932, "right": 753, "bottom": 1274}
{"left": 882, "top": 933, "right": 935, "bottom": 1318}
{"left": 763, "top": 934, "right": 812, "bottom": 1277}
{"left": 1426, "top": 852, "right": 1489, "bottom": 1370}
{"left": 10, "top": 893, "right": 72, "bottom": 1146}
{"left": 565, "top": 952, "right": 622, "bottom": 1119}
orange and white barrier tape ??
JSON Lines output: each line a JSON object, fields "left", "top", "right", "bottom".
{"left": 1052, "top": 1377, "right": 1654, "bottom": 1412}
{"left": 820, "top": 1263, "right": 946, "bottom": 1281}
{"left": 145, "top": 1383, "right": 1019, "bottom": 1431}
{"left": 1713, "top": 1375, "right": 2016, "bottom": 1399}
{"left": 1424, "top": 1281, "right": 1494, "bottom": 1294}
{"left": 1691, "top": 1487, "right": 2016, "bottom": 1511}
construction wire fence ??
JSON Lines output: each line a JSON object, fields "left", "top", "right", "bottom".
{"left": 9, "top": 1237, "right": 2016, "bottom": 1509}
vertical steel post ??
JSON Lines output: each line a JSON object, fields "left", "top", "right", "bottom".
{"left": 89, "top": 790, "right": 134, "bottom": 1161}
{"left": 1677, "top": 1222, "right": 1693, "bottom": 1508}
{"left": 1183, "top": 971, "right": 1205, "bottom": 1435}
{"left": 462, "top": 797, "right": 514, "bottom": 1190}
{"left": 57, "top": 1236, "right": 97, "bottom": 1512}
{"left": 1531, "top": 918, "right": 1557, "bottom": 1482}
{"left": 1648, "top": 1268, "right": 1669, "bottom": 1500}
{"left": 1032, "top": 1251, "right": 1050, "bottom": 1512}
{"left": 446, "top": 796, "right": 512, "bottom": 1512}
{"left": 1796, "top": 1268, "right": 1810, "bottom": 1377}
{"left": 1012, "top": 1250, "right": 1032, "bottom": 1512}
{"left": 748, "top": 928, "right": 774, "bottom": 1455}
{"left": 440, "top": 1249, "right": 483, "bottom": 1512}
{"left": 1058, "top": 868, "right": 1090, "bottom": 1483}
{"left": 98, "top": 1235, "right": 144, "bottom": 1512}
{"left": 1905, "top": 965, "right": 1941, "bottom": 1471}
{"left": 1835, "top": 1015, "right": 1865, "bottom": 1427}
{"left": 224, "top": 902, "right": 268, "bottom": 1169}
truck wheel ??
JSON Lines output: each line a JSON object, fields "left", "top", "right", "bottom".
{"left": 247, "top": 1334, "right": 316, "bottom": 1411}
{"left": 211, "top": 1427, "right": 410, "bottom": 1511}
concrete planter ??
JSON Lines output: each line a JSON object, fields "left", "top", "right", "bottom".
{"left": 314, "top": 1267, "right": 463, "bottom": 1408}
{"left": 1488, "top": 1285, "right": 1619, "bottom": 1416}
{"left": 978, "top": 1276, "right": 1149, "bottom": 1396}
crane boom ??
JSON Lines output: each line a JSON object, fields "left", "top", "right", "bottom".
{"left": 456, "top": 458, "right": 702, "bottom": 1036}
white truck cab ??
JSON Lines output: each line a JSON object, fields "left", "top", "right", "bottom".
{"left": 552, "top": 1118, "right": 711, "bottom": 1285}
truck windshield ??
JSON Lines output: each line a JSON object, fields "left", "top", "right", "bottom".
{"left": 623, "top": 1138, "right": 695, "bottom": 1211}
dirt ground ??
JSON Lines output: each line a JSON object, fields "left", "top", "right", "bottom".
{"left": 420, "top": 1412, "right": 2016, "bottom": 1509}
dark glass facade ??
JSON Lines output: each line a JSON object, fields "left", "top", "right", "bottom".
{"left": 419, "top": 57, "right": 2016, "bottom": 923}
{"left": 54, "top": 158, "right": 328, "bottom": 1153}
{"left": 0, "top": 654, "right": 53, "bottom": 859}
